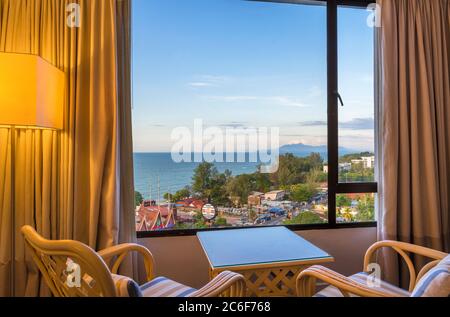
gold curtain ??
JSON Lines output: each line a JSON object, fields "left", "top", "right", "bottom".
{"left": 0, "top": 0, "right": 136, "bottom": 296}
{"left": 378, "top": 0, "right": 450, "bottom": 287}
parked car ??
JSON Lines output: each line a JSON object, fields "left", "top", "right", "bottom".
{"left": 254, "top": 214, "right": 272, "bottom": 224}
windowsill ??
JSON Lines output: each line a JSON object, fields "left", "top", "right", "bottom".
{"left": 136, "top": 222, "right": 377, "bottom": 238}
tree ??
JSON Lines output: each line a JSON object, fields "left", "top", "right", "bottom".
{"left": 284, "top": 211, "right": 325, "bottom": 225}
{"left": 164, "top": 187, "right": 191, "bottom": 202}
{"left": 338, "top": 207, "right": 355, "bottom": 222}
{"left": 270, "top": 153, "right": 324, "bottom": 187}
{"left": 214, "top": 217, "right": 228, "bottom": 227}
{"left": 226, "top": 174, "right": 255, "bottom": 206}
{"left": 336, "top": 194, "right": 352, "bottom": 207}
{"left": 355, "top": 194, "right": 375, "bottom": 222}
{"left": 339, "top": 152, "right": 374, "bottom": 163}
{"left": 192, "top": 162, "right": 219, "bottom": 198}
{"left": 135, "top": 191, "right": 143, "bottom": 207}
{"left": 254, "top": 172, "right": 271, "bottom": 193}
{"left": 193, "top": 210, "right": 209, "bottom": 229}
{"left": 289, "top": 184, "right": 317, "bottom": 203}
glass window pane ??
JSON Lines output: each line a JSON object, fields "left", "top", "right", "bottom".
{"left": 132, "top": 0, "right": 328, "bottom": 232}
{"left": 337, "top": 6, "right": 376, "bottom": 183}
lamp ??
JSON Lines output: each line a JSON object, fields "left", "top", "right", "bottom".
{"left": 0, "top": 52, "right": 64, "bottom": 295}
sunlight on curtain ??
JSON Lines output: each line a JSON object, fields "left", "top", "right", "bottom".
{"left": 0, "top": 0, "right": 135, "bottom": 296}
{"left": 378, "top": 0, "right": 450, "bottom": 287}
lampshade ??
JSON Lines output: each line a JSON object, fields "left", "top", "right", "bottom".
{"left": 0, "top": 52, "right": 64, "bottom": 130}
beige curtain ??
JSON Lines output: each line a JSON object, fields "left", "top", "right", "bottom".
{"left": 378, "top": 0, "right": 450, "bottom": 287}
{"left": 0, "top": 0, "right": 136, "bottom": 296}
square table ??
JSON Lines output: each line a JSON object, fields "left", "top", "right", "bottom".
{"left": 197, "top": 226, "right": 334, "bottom": 297}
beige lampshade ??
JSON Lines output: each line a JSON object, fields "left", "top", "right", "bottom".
{"left": 0, "top": 52, "right": 64, "bottom": 130}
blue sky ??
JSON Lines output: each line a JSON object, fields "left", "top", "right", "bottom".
{"left": 132, "top": 0, "right": 375, "bottom": 152}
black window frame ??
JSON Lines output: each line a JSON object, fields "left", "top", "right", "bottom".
{"left": 136, "top": 0, "right": 378, "bottom": 239}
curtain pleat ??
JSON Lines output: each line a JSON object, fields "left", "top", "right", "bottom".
{"left": 0, "top": 0, "right": 136, "bottom": 296}
{"left": 0, "top": 128, "right": 12, "bottom": 296}
{"left": 378, "top": 0, "right": 450, "bottom": 288}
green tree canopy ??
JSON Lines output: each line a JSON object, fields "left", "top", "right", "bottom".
{"left": 289, "top": 184, "right": 318, "bottom": 203}
{"left": 336, "top": 194, "right": 352, "bottom": 207}
{"left": 192, "top": 162, "right": 229, "bottom": 205}
{"left": 135, "top": 191, "right": 143, "bottom": 207}
{"left": 284, "top": 211, "right": 325, "bottom": 225}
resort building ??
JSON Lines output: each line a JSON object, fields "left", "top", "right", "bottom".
{"left": 264, "top": 190, "right": 286, "bottom": 201}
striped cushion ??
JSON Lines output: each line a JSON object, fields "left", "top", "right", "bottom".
{"left": 314, "top": 272, "right": 411, "bottom": 297}
{"left": 111, "top": 274, "right": 143, "bottom": 297}
{"left": 140, "top": 276, "right": 197, "bottom": 297}
{"left": 412, "top": 255, "right": 450, "bottom": 297}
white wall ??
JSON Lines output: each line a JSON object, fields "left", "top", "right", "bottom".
{"left": 138, "top": 227, "right": 377, "bottom": 289}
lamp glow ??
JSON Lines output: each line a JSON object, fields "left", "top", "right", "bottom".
{"left": 0, "top": 52, "right": 64, "bottom": 129}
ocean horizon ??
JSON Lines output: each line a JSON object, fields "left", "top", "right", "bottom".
{"left": 133, "top": 152, "right": 261, "bottom": 201}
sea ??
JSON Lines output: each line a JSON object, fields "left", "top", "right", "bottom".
{"left": 133, "top": 153, "right": 260, "bottom": 201}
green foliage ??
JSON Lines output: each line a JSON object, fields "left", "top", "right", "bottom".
{"left": 164, "top": 187, "right": 191, "bottom": 202}
{"left": 214, "top": 217, "right": 228, "bottom": 227}
{"left": 337, "top": 194, "right": 375, "bottom": 222}
{"left": 226, "top": 174, "right": 254, "bottom": 206}
{"left": 336, "top": 194, "right": 352, "bottom": 207}
{"left": 134, "top": 191, "right": 143, "bottom": 207}
{"left": 355, "top": 194, "right": 375, "bottom": 222}
{"left": 289, "top": 184, "right": 318, "bottom": 203}
{"left": 192, "top": 162, "right": 217, "bottom": 197}
{"left": 192, "top": 210, "right": 209, "bottom": 229}
{"left": 192, "top": 163, "right": 229, "bottom": 205}
{"left": 254, "top": 172, "right": 272, "bottom": 193}
{"left": 339, "top": 168, "right": 374, "bottom": 183}
{"left": 270, "top": 153, "right": 324, "bottom": 187}
{"left": 338, "top": 207, "right": 355, "bottom": 222}
{"left": 284, "top": 211, "right": 325, "bottom": 225}
{"left": 339, "top": 152, "right": 374, "bottom": 163}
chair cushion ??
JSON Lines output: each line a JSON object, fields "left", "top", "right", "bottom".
{"left": 411, "top": 255, "right": 450, "bottom": 297}
{"left": 111, "top": 274, "right": 143, "bottom": 297}
{"left": 140, "top": 276, "right": 197, "bottom": 297}
{"left": 314, "top": 272, "right": 411, "bottom": 297}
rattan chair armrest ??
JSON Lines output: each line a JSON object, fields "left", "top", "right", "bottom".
{"left": 363, "top": 240, "right": 447, "bottom": 291}
{"left": 98, "top": 243, "right": 155, "bottom": 282}
{"left": 296, "top": 265, "right": 399, "bottom": 297}
{"left": 190, "top": 271, "right": 246, "bottom": 297}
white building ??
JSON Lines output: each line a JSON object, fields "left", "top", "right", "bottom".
{"left": 339, "top": 163, "right": 352, "bottom": 172}
{"left": 264, "top": 190, "right": 286, "bottom": 201}
{"left": 351, "top": 156, "right": 375, "bottom": 169}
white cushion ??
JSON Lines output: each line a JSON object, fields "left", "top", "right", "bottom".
{"left": 111, "top": 274, "right": 142, "bottom": 297}
{"left": 314, "top": 272, "right": 411, "bottom": 297}
{"left": 411, "top": 255, "right": 450, "bottom": 297}
{"left": 140, "top": 276, "right": 197, "bottom": 297}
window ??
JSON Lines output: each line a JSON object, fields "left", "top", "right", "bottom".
{"left": 338, "top": 6, "right": 375, "bottom": 184}
{"left": 132, "top": 0, "right": 377, "bottom": 237}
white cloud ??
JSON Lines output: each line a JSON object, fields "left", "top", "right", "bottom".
{"left": 203, "top": 95, "right": 310, "bottom": 108}
{"left": 188, "top": 75, "right": 232, "bottom": 88}
{"left": 283, "top": 136, "right": 328, "bottom": 146}
{"left": 188, "top": 82, "right": 215, "bottom": 87}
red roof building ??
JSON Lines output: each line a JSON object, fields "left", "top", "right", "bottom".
{"left": 136, "top": 200, "right": 177, "bottom": 230}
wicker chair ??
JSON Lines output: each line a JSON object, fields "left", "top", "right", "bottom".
{"left": 21, "top": 225, "right": 246, "bottom": 297}
{"left": 297, "top": 240, "right": 449, "bottom": 297}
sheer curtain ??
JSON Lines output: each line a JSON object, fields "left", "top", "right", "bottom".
{"left": 378, "top": 0, "right": 450, "bottom": 287}
{"left": 0, "top": 0, "right": 136, "bottom": 296}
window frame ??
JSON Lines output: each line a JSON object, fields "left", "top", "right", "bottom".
{"left": 135, "top": 0, "right": 378, "bottom": 239}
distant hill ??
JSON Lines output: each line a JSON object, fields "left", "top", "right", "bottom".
{"left": 279, "top": 143, "right": 356, "bottom": 158}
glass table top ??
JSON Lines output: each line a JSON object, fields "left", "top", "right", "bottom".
{"left": 197, "top": 226, "right": 333, "bottom": 268}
